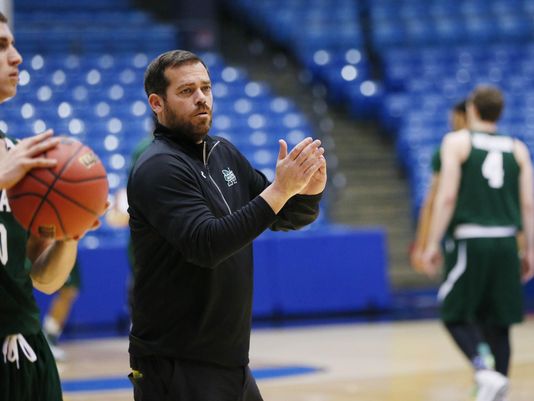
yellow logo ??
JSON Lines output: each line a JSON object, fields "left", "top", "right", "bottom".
{"left": 38, "top": 225, "right": 56, "bottom": 239}
{"left": 78, "top": 151, "right": 99, "bottom": 169}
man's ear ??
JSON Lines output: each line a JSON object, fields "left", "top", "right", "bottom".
{"left": 148, "top": 93, "right": 164, "bottom": 114}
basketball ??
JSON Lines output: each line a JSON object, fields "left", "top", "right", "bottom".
{"left": 7, "top": 136, "right": 109, "bottom": 240}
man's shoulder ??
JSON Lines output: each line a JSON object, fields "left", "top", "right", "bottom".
{"left": 442, "top": 128, "right": 470, "bottom": 149}
{"left": 132, "top": 140, "right": 192, "bottom": 176}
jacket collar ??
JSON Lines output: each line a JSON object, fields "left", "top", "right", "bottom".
{"left": 153, "top": 122, "right": 216, "bottom": 159}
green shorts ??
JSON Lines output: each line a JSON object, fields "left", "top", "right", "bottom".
{"left": 0, "top": 331, "right": 62, "bottom": 401}
{"left": 439, "top": 237, "right": 524, "bottom": 325}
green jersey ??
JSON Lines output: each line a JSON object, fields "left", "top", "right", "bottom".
{"left": 0, "top": 135, "right": 40, "bottom": 337}
{"left": 450, "top": 131, "right": 521, "bottom": 232}
{"left": 431, "top": 147, "right": 441, "bottom": 173}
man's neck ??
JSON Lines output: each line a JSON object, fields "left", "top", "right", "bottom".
{"left": 471, "top": 120, "right": 497, "bottom": 133}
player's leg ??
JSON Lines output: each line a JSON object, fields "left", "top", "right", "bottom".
{"left": 443, "top": 322, "right": 493, "bottom": 370}
{"left": 440, "top": 239, "right": 493, "bottom": 370}
{"left": 44, "top": 286, "right": 79, "bottom": 339}
{"left": 43, "top": 260, "right": 81, "bottom": 360}
{"left": 441, "top": 238, "right": 508, "bottom": 401}
{"left": 481, "top": 324, "right": 510, "bottom": 376}
{"left": 482, "top": 236, "right": 523, "bottom": 378}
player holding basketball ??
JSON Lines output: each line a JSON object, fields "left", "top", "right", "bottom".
{"left": 422, "top": 85, "right": 534, "bottom": 401}
{"left": 127, "top": 50, "right": 326, "bottom": 401}
{"left": 0, "top": 12, "right": 94, "bottom": 400}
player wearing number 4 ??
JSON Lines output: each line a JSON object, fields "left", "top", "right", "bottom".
{"left": 422, "top": 85, "right": 534, "bottom": 401}
{"left": 0, "top": 13, "right": 101, "bottom": 401}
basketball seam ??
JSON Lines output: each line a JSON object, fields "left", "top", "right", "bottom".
{"left": 27, "top": 142, "right": 86, "bottom": 236}
{"left": 9, "top": 192, "right": 67, "bottom": 238}
{"left": 23, "top": 172, "right": 106, "bottom": 216}
{"left": 52, "top": 175, "right": 108, "bottom": 183}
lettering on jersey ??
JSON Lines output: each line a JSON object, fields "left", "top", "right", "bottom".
{"left": 0, "top": 223, "right": 7, "bottom": 265}
{"left": 222, "top": 168, "right": 237, "bottom": 187}
{"left": 78, "top": 151, "right": 99, "bottom": 169}
{"left": 472, "top": 133, "right": 514, "bottom": 153}
{"left": 0, "top": 190, "right": 11, "bottom": 212}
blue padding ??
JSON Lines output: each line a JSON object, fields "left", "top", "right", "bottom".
{"left": 36, "top": 226, "right": 390, "bottom": 327}
{"left": 253, "top": 225, "right": 391, "bottom": 316}
{"left": 34, "top": 247, "right": 131, "bottom": 327}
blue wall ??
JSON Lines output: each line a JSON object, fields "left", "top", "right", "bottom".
{"left": 35, "top": 225, "right": 391, "bottom": 331}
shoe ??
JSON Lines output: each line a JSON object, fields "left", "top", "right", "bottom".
{"left": 475, "top": 370, "right": 508, "bottom": 401}
{"left": 49, "top": 343, "right": 66, "bottom": 361}
{"left": 43, "top": 331, "right": 66, "bottom": 361}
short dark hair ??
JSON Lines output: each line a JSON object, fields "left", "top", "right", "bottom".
{"left": 453, "top": 99, "right": 467, "bottom": 114}
{"left": 0, "top": 12, "right": 8, "bottom": 23}
{"left": 144, "top": 50, "right": 208, "bottom": 98}
{"left": 469, "top": 85, "right": 504, "bottom": 122}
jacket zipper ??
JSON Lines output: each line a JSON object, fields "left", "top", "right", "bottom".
{"left": 203, "top": 141, "right": 232, "bottom": 214}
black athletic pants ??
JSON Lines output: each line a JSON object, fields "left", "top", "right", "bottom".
{"left": 129, "top": 354, "right": 264, "bottom": 401}
{"left": 444, "top": 322, "right": 511, "bottom": 376}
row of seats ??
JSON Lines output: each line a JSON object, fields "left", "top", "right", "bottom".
{"left": 371, "top": 0, "right": 534, "bottom": 48}
{"left": 226, "top": 0, "right": 383, "bottom": 119}
{"left": 231, "top": 0, "right": 534, "bottom": 220}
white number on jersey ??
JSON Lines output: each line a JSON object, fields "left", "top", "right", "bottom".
{"left": 481, "top": 150, "right": 504, "bottom": 189}
{"left": 0, "top": 223, "right": 8, "bottom": 266}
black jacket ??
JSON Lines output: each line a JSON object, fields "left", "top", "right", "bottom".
{"left": 127, "top": 123, "right": 321, "bottom": 367}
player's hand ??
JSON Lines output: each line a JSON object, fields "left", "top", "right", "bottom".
{"left": 420, "top": 242, "right": 443, "bottom": 279}
{"left": 410, "top": 242, "right": 426, "bottom": 273}
{"left": 0, "top": 130, "right": 59, "bottom": 189}
{"left": 68, "top": 201, "right": 110, "bottom": 241}
{"left": 521, "top": 249, "right": 534, "bottom": 283}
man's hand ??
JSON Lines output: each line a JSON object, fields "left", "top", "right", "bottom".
{"left": 273, "top": 138, "right": 324, "bottom": 197}
{"left": 299, "top": 154, "right": 327, "bottom": 195}
{"left": 260, "top": 137, "right": 324, "bottom": 213}
{"left": 0, "top": 130, "right": 59, "bottom": 189}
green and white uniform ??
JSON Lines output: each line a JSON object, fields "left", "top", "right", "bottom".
{"left": 0, "top": 134, "right": 62, "bottom": 401}
{"left": 438, "top": 131, "right": 523, "bottom": 325}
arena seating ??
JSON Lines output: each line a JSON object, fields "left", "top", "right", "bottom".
{"left": 8, "top": 0, "right": 331, "bottom": 251}
{"left": 227, "top": 0, "right": 384, "bottom": 119}
{"left": 232, "top": 0, "right": 534, "bottom": 217}
{"left": 372, "top": 0, "right": 534, "bottom": 215}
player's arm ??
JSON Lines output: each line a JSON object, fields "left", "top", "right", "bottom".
{"left": 411, "top": 173, "right": 440, "bottom": 271}
{"left": 515, "top": 141, "right": 534, "bottom": 282}
{"left": 422, "top": 133, "right": 468, "bottom": 276}
{"left": 27, "top": 236, "right": 78, "bottom": 294}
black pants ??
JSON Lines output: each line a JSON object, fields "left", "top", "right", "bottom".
{"left": 444, "top": 322, "right": 511, "bottom": 375}
{"left": 129, "top": 354, "right": 264, "bottom": 401}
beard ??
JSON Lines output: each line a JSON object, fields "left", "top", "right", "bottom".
{"left": 162, "top": 102, "right": 212, "bottom": 144}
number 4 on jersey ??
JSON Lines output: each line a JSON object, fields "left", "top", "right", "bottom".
{"left": 482, "top": 150, "right": 504, "bottom": 189}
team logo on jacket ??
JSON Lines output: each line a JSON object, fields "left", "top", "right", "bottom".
{"left": 222, "top": 168, "right": 237, "bottom": 187}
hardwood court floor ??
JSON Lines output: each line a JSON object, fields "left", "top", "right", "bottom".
{"left": 61, "top": 318, "right": 534, "bottom": 401}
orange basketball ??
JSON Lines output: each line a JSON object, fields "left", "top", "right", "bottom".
{"left": 7, "top": 136, "right": 109, "bottom": 240}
